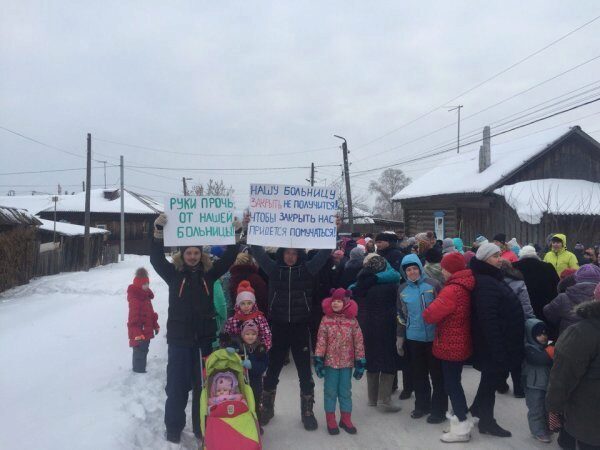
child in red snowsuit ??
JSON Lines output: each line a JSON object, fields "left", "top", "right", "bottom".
{"left": 127, "top": 268, "right": 159, "bottom": 373}
{"left": 314, "top": 288, "right": 365, "bottom": 435}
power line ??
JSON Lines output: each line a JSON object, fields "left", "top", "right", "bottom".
{"left": 0, "top": 166, "right": 117, "bottom": 176}
{"left": 352, "top": 95, "right": 600, "bottom": 176}
{"left": 126, "top": 163, "right": 341, "bottom": 172}
{"left": 94, "top": 137, "right": 338, "bottom": 157}
{"left": 352, "top": 14, "right": 600, "bottom": 151}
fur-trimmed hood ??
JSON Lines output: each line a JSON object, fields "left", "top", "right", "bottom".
{"left": 274, "top": 247, "right": 308, "bottom": 267}
{"left": 576, "top": 300, "right": 600, "bottom": 320}
{"left": 321, "top": 297, "right": 358, "bottom": 319}
{"left": 171, "top": 251, "right": 213, "bottom": 272}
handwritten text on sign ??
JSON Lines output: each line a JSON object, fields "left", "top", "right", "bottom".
{"left": 247, "top": 184, "right": 338, "bottom": 249}
{"left": 163, "top": 196, "right": 236, "bottom": 247}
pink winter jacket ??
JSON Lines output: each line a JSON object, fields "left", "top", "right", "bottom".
{"left": 315, "top": 298, "right": 365, "bottom": 369}
{"left": 223, "top": 303, "right": 272, "bottom": 351}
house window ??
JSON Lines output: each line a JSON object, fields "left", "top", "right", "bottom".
{"left": 95, "top": 224, "right": 107, "bottom": 230}
{"left": 434, "top": 211, "right": 445, "bottom": 240}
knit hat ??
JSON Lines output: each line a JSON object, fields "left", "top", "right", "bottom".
{"left": 560, "top": 268, "right": 577, "bottom": 280}
{"left": 375, "top": 232, "right": 397, "bottom": 243}
{"left": 442, "top": 238, "right": 456, "bottom": 254}
{"left": 349, "top": 246, "right": 366, "bottom": 261}
{"left": 493, "top": 233, "right": 507, "bottom": 244}
{"left": 329, "top": 287, "right": 351, "bottom": 304}
{"left": 441, "top": 252, "right": 467, "bottom": 274}
{"left": 519, "top": 245, "right": 539, "bottom": 260}
{"left": 463, "top": 250, "right": 476, "bottom": 265}
{"left": 333, "top": 250, "right": 345, "bottom": 259}
{"left": 574, "top": 264, "right": 600, "bottom": 284}
{"left": 406, "top": 237, "right": 416, "bottom": 246}
{"left": 234, "top": 252, "right": 253, "bottom": 266}
{"left": 133, "top": 267, "right": 150, "bottom": 288}
{"left": 594, "top": 283, "right": 600, "bottom": 301}
{"left": 424, "top": 247, "right": 443, "bottom": 264}
{"left": 474, "top": 235, "right": 489, "bottom": 247}
{"left": 241, "top": 319, "right": 259, "bottom": 337}
{"left": 235, "top": 280, "right": 256, "bottom": 306}
{"left": 364, "top": 253, "right": 387, "bottom": 273}
{"left": 476, "top": 242, "right": 502, "bottom": 261}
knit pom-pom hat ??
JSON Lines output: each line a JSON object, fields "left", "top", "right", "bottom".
{"left": 235, "top": 280, "right": 256, "bottom": 306}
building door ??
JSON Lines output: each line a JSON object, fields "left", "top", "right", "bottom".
{"left": 434, "top": 211, "right": 445, "bottom": 240}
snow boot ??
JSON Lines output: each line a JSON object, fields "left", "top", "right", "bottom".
{"left": 260, "top": 388, "right": 276, "bottom": 426}
{"left": 301, "top": 393, "right": 318, "bottom": 431}
{"left": 478, "top": 420, "right": 512, "bottom": 437}
{"left": 339, "top": 412, "right": 357, "bottom": 434}
{"left": 366, "top": 372, "right": 379, "bottom": 406}
{"left": 441, "top": 415, "right": 472, "bottom": 443}
{"left": 166, "top": 430, "right": 181, "bottom": 444}
{"left": 377, "top": 373, "right": 401, "bottom": 412}
{"left": 326, "top": 412, "right": 339, "bottom": 435}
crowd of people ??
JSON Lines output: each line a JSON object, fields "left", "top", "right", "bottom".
{"left": 126, "top": 213, "right": 600, "bottom": 449}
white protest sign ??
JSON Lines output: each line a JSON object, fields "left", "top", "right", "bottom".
{"left": 247, "top": 184, "right": 338, "bottom": 249}
{"left": 163, "top": 196, "right": 236, "bottom": 247}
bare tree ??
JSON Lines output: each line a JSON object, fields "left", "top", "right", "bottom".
{"left": 190, "top": 179, "right": 235, "bottom": 196}
{"left": 329, "top": 179, "right": 371, "bottom": 220}
{"left": 368, "top": 168, "right": 411, "bottom": 220}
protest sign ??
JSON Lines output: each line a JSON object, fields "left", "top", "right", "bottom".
{"left": 163, "top": 196, "right": 236, "bottom": 247}
{"left": 247, "top": 184, "right": 338, "bottom": 249}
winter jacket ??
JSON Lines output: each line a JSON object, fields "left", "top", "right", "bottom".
{"left": 228, "top": 264, "right": 268, "bottom": 315}
{"left": 150, "top": 239, "right": 238, "bottom": 348}
{"left": 502, "top": 266, "right": 535, "bottom": 320}
{"left": 522, "top": 318, "right": 553, "bottom": 391}
{"left": 213, "top": 280, "right": 227, "bottom": 347}
{"left": 243, "top": 342, "right": 269, "bottom": 379}
{"left": 424, "top": 262, "right": 445, "bottom": 286}
{"left": 250, "top": 245, "right": 331, "bottom": 324}
{"left": 453, "top": 238, "right": 465, "bottom": 254}
{"left": 543, "top": 282, "right": 597, "bottom": 335}
{"left": 513, "top": 257, "right": 559, "bottom": 322}
{"left": 397, "top": 254, "right": 441, "bottom": 342}
{"left": 423, "top": 269, "right": 475, "bottom": 362}
{"left": 351, "top": 264, "right": 401, "bottom": 373}
{"left": 378, "top": 246, "right": 404, "bottom": 272}
{"left": 500, "top": 249, "right": 518, "bottom": 263}
{"left": 315, "top": 298, "right": 365, "bottom": 369}
{"left": 470, "top": 257, "right": 525, "bottom": 372}
{"left": 127, "top": 285, "right": 159, "bottom": 347}
{"left": 223, "top": 303, "right": 272, "bottom": 350}
{"left": 546, "top": 301, "right": 600, "bottom": 446}
{"left": 340, "top": 258, "right": 363, "bottom": 289}
{"left": 543, "top": 233, "right": 579, "bottom": 275}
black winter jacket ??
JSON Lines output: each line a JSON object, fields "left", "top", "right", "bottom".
{"left": 470, "top": 257, "right": 525, "bottom": 372}
{"left": 513, "top": 257, "right": 559, "bottom": 321}
{"left": 377, "top": 246, "right": 404, "bottom": 272}
{"left": 250, "top": 246, "right": 331, "bottom": 324}
{"left": 150, "top": 239, "right": 237, "bottom": 348}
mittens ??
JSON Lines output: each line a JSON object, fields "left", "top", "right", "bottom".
{"left": 353, "top": 358, "right": 366, "bottom": 380}
{"left": 242, "top": 359, "right": 252, "bottom": 370}
{"left": 153, "top": 214, "right": 167, "bottom": 239}
{"left": 313, "top": 356, "right": 325, "bottom": 379}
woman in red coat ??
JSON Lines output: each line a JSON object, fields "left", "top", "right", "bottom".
{"left": 127, "top": 268, "right": 159, "bottom": 373}
{"left": 423, "top": 252, "right": 475, "bottom": 443}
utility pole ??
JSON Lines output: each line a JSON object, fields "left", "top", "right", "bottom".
{"left": 83, "top": 133, "right": 92, "bottom": 271}
{"left": 120, "top": 155, "right": 125, "bottom": 262}
{"left": 52, "top": 195, "right": 58, "bottom": 244}
{"left": 82, "top": 181, "right": 85, "bottom": 192}
{"left": 448, "top": 105, "right": 463, "bottom": 153}
{"left": 306, "top": 162, "right": 315, "bottom": 186}
{"left": 334, "top": 135, "right": 353, "bottom": 232}
{"left": 182, "top": 177, "right": 192, "bottom": 195}
{"left": 101, "top": 161, "right": 107, "bottom": 188}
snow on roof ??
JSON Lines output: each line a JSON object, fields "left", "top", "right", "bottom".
{"left": 393, "top": 126, "right": 577, "bottom": 201}
{"left": 494, "top": 179, "right": 600, "bottom": 224}
{"left": 0, "top": 190, "right": 163, "bottom": 215}
{"left": 37, "top": 218, "right": 110, "bottom": 236}
{"left": 345, "top": 207, "right": 375, "bottom": 224}
{"left": 0, "top": 206, "right": 42, "bottom": 226}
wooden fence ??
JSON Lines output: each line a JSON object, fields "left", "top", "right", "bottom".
{"left": 34, "top": 243, "right": 120, "bottom": 278}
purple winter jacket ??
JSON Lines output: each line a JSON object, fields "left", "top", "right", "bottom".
{"left": 543, "top": 282, "right": 597, "bottom": 335}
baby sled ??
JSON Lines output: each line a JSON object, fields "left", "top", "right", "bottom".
{"left": 199, "top": 348, "right": 261, "bottom": 450}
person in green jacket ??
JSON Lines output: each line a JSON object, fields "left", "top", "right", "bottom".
{"left": 543, "top": 234, "right": 579, "bottom": 275}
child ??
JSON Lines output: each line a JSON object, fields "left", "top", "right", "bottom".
{"left": 239, "top": 320, "right": 269, "bottom": 428}
{"left": 208, "top": 372, "right": 244, "bottom": 407}
{"left": 314, "top": 288, "right": 366, "bottom": 435}
{"left": 127, "top": 268, "right": 159, "bottom": 373}
{"left": 522, "top": 318, "right": 554, "bottom": 443}
{"left": 224, "top": 281, "right": 272, "bottom": 351}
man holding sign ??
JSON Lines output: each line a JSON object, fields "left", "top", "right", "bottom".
{"left": 247, "top": 184, "right": 339, "bottom": 431}
{"left": 151, "top": 196, "right": 241, "bottom": 444}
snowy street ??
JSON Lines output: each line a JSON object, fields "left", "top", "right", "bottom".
{"left": 1, "top": 257, "right": 556, "bottom": 450}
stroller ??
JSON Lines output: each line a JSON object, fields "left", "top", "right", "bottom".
{"left": 199, "top": 348, "right": 261, "bottom": 450}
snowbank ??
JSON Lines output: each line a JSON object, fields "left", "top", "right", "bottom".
{"left": 495, "top": 178, "right": 600, "bottom": 224}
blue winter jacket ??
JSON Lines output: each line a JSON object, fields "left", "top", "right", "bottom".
{"left": 397, "top": 254, "right": 441, "bottom": 342}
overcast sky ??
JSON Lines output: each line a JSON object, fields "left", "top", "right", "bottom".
{"left": 2, "top": 1, "right": 600, "bottom": 208}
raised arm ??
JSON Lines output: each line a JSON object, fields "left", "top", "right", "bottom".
{"left": 250, "top": 245, "right": 278, "bottom": 276}
{"left": 208, "top": 244, "right": 239, "bottom": 281}
{"left": 150, "top": 238, "right": 176, "bottom": 283}
{"left": 305, "top": 248, "right": 332, "bottom": 275}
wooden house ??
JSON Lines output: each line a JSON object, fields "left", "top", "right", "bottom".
{"left": 393, "top": 126, "right": 600, "bottom": 247}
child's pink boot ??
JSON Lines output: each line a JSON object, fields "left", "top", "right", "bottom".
{"left": 326, "top": 412, "right": 339, "bottom": 435}
{"left": 339, "top": 411, "right": 357, "bottom": 434}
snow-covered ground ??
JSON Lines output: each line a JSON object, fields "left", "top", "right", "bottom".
{"left": 0, "top": 257, "right": 555, "bottom": 449}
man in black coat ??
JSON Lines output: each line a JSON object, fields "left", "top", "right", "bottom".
{"left": 250, "top": 244, "right": 331, "bottom": 431}
{"left": 513, "top": 245, "right": 559, "bottom": 328}
{"left": 375, "top": 232, "right": 404, "bottom": 272}
{"left": 151, "top": 214, "right": 239, "bottom": 443}
{"left": 469, "top": 243, "right": 525, "bottom": 438}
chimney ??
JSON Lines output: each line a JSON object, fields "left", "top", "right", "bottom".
{"left": 478, "top": 125, "right": 491, "bottom": 172}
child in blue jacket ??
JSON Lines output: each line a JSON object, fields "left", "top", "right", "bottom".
{"left": 397, "top": 254, "right": 446, "bottom": 424}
